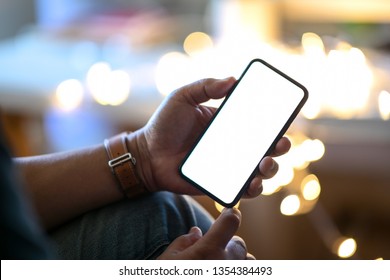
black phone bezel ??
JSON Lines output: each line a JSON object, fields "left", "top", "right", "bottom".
{"left": 179, "top": 58, "right": 309, "bottom": 208}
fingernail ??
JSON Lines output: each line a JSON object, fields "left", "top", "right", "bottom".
{"left": 270, "top": 161, "right": 276, "bottom": 173}
{"left": 257, "top": 183, "right": 263, "bottom": 194}
{"left": 189, "top": 227, "right": 202, "bottom": 238}
{"left": 220, "top": 76, "right": 234, "bottom": 81}
{"left": 219, "top": 76, "right": 236, "bottom": 86}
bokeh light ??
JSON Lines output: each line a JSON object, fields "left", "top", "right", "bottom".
{"left": 86, "top": 62, "right": 131, "bottom": 106}
{"left": 335, "top": 238, "right": 357, "bottom": 259}
{"left": 55, "top": 79, "right": 84, "bottom": 111}
{"left": 302, "top": 32, "right": 325, "bottom": 57}
{"left": 301, "top": 174, "right": 321, "bottom": 201}
{"left": 378, "top": 90, "right": 390, "bottom": 120}
{"left": 300, "top": 139, "right": 326, "bottom": 162}
{"left": 183, "top": 32, "right": 214, "bottom": 57}
{"left": 155, "top": 52, "right": 192, "bottom": 96}
{"left": 280, "top": 194, "right": 301, "bottom": 216}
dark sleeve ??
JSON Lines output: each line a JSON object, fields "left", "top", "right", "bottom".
{"left": 0, "top": 131, "right": 54, "bottom": 259}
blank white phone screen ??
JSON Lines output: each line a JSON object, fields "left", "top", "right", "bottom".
{"left": 180, "top": 60, "right": 306, "bottom": 206}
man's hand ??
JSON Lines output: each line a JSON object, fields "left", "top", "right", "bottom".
{"left": 130, "top": 78, "right": 291, "bottom": 196}
{"left": 158, "top": 208, "right": 255, "bottom": 260}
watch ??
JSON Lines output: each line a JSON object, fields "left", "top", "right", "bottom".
{"left": 104, "top": 132, "right": 147, "bottom": 198}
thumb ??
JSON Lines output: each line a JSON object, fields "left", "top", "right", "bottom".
{"left": 162, "top": 227, "right": 203, "bottom": 256}
{"left": 180, "top": 77, "right": 236, "bottom": 105}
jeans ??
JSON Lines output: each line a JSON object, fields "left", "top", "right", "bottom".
{"left": 50, "top": 192, "right": 214, "bottom": 259}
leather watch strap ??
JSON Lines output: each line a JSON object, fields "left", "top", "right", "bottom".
{"left": 104, "top": 132, "right": 147, "bottom": 198}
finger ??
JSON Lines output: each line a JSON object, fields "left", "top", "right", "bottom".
{"left": 259, "top": 157, "right": 279, "bottom": 179}
{"left": 187, "top": 227, "right": 203, "bottom": 243}
{"left": 225, "top": 236, "right": 248, "bottom": 260}
{"left": 201, "top": 208, "right": 241, "bottom": 249}
{"left": 171, "top": 227, "right": 203, "bottom": 251}
{"left": 180, "top": 77, "right": 236, "bottom": 105}
{"left": 245, "top": 176, "right": 263, "bottom": 198}
{"left": 244, "top": 157, "right": 279, "bottom": 198}
{"left": 159, "top": 227, "right": 203, "bottom": 258}
{"left": 271, "top": 136, "right": 291, "bottom": 157}
{"left": 246, "top": 253, "right": 256, "bottom": 260}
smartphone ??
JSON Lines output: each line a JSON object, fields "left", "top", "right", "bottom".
{"left": 179, "top": 59, "right": 308, "bottom": 207}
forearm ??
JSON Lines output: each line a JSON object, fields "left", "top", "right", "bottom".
{"left": 14, "top": 143, "right": 124, "bottom": 230}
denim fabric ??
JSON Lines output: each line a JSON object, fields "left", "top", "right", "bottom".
{"left": 50, "top": 192, "right": 214, "bottom": 259}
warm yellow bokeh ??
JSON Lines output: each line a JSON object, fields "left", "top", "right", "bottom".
{"left": 55, "top": 79, "right": 84, "bottom": 111}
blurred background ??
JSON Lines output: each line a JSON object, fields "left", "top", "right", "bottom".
{"left": 0, "top": 0, "right": 389, "bottom": 260}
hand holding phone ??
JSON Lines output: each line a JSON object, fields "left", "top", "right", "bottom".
{"left": 180, "top": 59, "right": 308, "bottom": 207}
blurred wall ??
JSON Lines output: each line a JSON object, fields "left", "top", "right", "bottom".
{"left": 0, "top": 0, "right": 35, "bottom": 39}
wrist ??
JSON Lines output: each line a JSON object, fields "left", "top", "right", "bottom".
{"left": 104, "top": 132, "right": 149, "bottom": 198}
{"left": 125, "top": 130, "right": 156, "bottom": 193}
